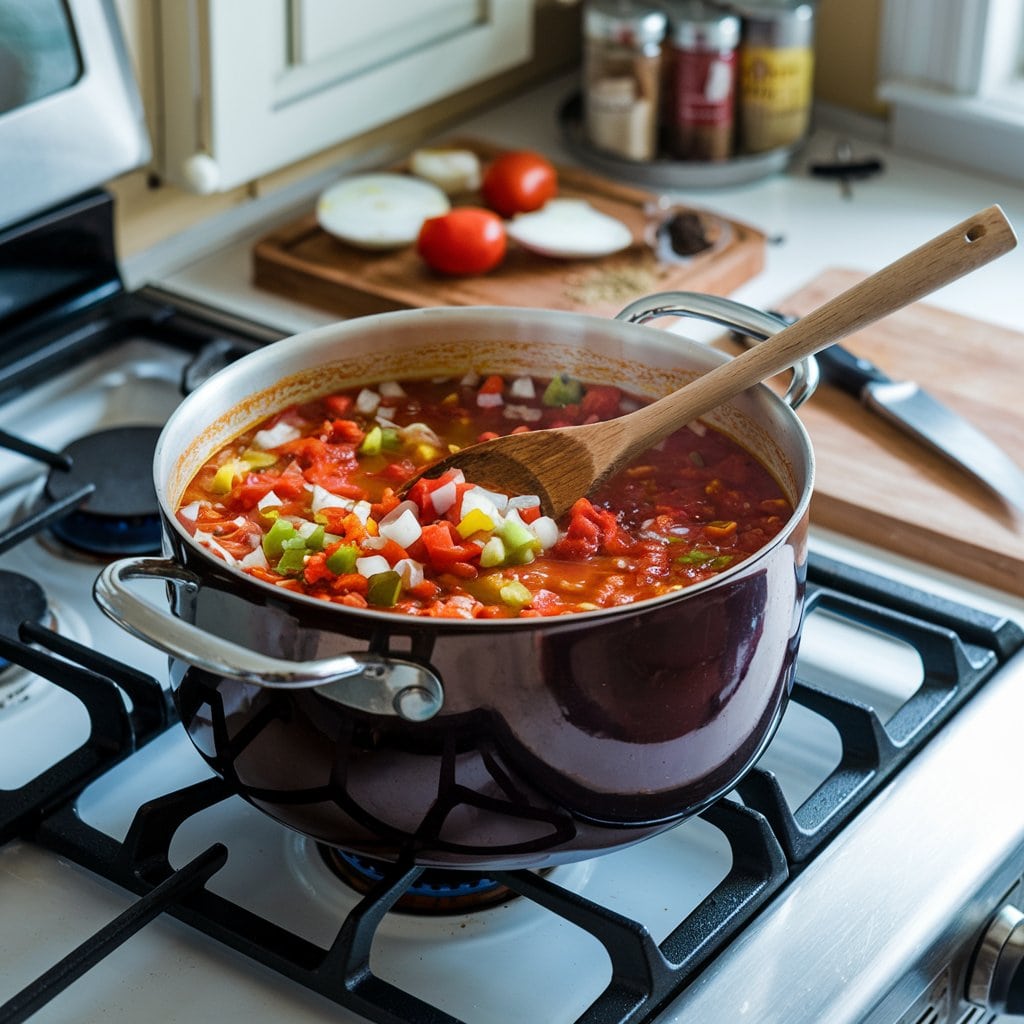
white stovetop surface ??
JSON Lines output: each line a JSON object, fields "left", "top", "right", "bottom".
{"left": 5, "top": 75, "right": 1023, "bottom": 1024}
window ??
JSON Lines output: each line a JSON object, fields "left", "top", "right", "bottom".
{"left": 878, "top": 0, "right": 1024, "bottom": 182}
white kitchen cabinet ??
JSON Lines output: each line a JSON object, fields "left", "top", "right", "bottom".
{"left": 155, "top": 0, "right": 533, "bottom": 194}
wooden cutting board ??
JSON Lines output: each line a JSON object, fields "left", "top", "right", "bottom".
{"left": 252, "top": 138, "right": 765, "bottom": 319}
{"left": 769, "top": 268, "right": 1024, "bottom": 596}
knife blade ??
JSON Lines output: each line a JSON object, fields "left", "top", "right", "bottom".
{"left": 814, "top": 341, "right": 1024, "bottom": 512}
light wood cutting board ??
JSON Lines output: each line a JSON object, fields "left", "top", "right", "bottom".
{"left": 252, "top": 138, "right": 765, "bottom": 319}
{"left": 769, "top": 268, "right": 1024, "bottom": 595}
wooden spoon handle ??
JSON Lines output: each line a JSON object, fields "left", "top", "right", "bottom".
{"left": 625, "top": 204, "right": 1018, "bottom": 448}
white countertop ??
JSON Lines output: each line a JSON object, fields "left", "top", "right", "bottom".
{"left": 129, "top": 75, "right": 1024, "bottom": 338}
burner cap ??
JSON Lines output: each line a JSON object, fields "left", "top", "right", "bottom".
{"left": 45, "top": 425, "right": 162, "bottom": 555}
{"left": 0, "top": 571, "right": 48, "bottom": 654}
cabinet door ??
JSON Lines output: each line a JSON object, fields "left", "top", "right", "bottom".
{"left": 158, "top": 0, "right": 533, "bottom": 193}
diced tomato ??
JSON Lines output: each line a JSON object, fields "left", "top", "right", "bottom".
{"left": 419, "top": 521, "right": 481, "bottom": 570}
{"left": 580, "top": 385, "right": 622, "bottom": 420}
{"left": 479, "top": 374, "right": 505, "bottom": 394}
{"left": 324, "top": 394, "right": 354, "bottom": 417}
{"left": 406, "top": 469, "right": 464, "bottom": 520}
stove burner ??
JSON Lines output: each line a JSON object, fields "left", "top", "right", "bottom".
{"left": 44, "top": 426, "right": 162, "bottom": 555}
{"left": 0, "top": 570, "right": 49, "bottom": 689}
{"left": 320, "top": 848, "right": 519, "bottom": 914}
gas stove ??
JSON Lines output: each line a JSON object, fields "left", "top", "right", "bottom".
{"left": 2, "top": 195, "right": 1024, "bottom": 1024}
{"left": 4, "top": 2, "right": 1024, "bottom": 1022}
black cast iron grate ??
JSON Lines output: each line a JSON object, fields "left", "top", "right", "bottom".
{"left": 1, "top": 553, "right": 1021, "bottom": 1024}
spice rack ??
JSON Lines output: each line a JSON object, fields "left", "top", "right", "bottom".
{"left": 558, "top": 92, "right": 799, "bottom": 190}
{"left": 572, "top": 0, "right": 815, "bottom": 189}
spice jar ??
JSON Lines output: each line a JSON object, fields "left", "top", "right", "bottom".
{"left": 734, "top": 0, "right": 816, "bottom": 153}
{"left": 665, "top": 1, "right": 741, "bottom": 161}
{"left": 583, "top": 0, "right": 668, "bottom": 162}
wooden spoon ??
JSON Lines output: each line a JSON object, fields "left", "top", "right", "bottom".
{"left": 412, "top": 205, "right": 1017, "bottom": 519}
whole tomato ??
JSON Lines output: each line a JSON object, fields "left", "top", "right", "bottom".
{"left": 416, "top": 207, "right": 507, "bottom": 275}
{"left": 481, "top": 151, "right": 558, "bottom": 218}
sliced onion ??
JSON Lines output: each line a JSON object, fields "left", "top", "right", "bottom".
{"left": 409, "top": 148, "right": 482, "bottom": 195}
{"left": 316, "top": 173, "right": 450, "bottom": 250}
{"left": 506, "top": 199, "right": 633, "bottom": 259}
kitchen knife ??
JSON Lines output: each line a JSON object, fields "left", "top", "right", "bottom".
{"left": 814, "top": 341, "right": 1024, "bottom": 512}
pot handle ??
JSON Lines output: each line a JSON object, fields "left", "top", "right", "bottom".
{"left": 93, "top": 557, "right": 444, "bottom": 722}
{"left": 615, "top": 291, "right": 819, "bottom": 409}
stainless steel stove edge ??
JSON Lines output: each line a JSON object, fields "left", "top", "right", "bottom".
{"left": 667, "top": 650, "right": 1024, "bottom": 1024}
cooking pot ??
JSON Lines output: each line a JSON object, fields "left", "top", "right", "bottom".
{"left": 94, "top": 293, "right": 815, "bottom": 870}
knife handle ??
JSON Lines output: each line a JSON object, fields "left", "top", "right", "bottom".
{"left": 814, "top": 344, "right": 892, "bottom": 395}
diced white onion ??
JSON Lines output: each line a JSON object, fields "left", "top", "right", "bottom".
{"left": 509, "top": 376, "right": 535, "bottom": 399}
{"left": 477, "top": 391, "right": 503, "bottom": 408}
{"left": 253, "top": 421, "right": 301, "bottom": 450}
{"left": 460, "top": 486, "right": 505, "bottom": 523}
{"left": 378, "top": 380, "right": 406, "bottom": 398}
{"left": 503, "top": 403, "right": 543, "bottom": 422}
{"left": 393, "top": 557, "right": 425, "bottom": 588}
{"left": 508, "top": 494, "right": 541, "bottom": 510}
{"left": 379, "top": 507, "right": 422, "bottom": 548}
{"left": 687, "top": 420, "right": 707, "bottom": 437}
{"left": 297, "top": 521, "right": 321, "bottom": 539}
{"left": 361, "top": 535, "right": 387, "bottom": 550}
{"left": 356, "top": 388, "right": 381, "bottom": 415}
{"left": 310, "top": 484, "right": 353, "bottom": 514}
{"left": 430, "top": 480, "right": 458, "bottom": 515}
{"left": 356, "top": 555, "right": 391, "bottom": 578}
{"left": 530, "top": 515, "right": 560, "bottom": 550}
{"left": 257, "top": 490, "right": 282, "bottom": 511}
{"left": 460, "top": 370, "right": 480, "bottom": 387}
{"left": 179, "top": 500, "right": 203, "bottom": 522}
{"left": 239, "top": 545, "right": 269, "bottom": 569}
{"left": 352, "top": 500, "right": 373, "bottom": 524}
{"left": 463, "top": 485, "right": 509, "bottom": 515}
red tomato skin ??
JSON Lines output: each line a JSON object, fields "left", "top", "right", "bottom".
{"left": 416, "top": 208, "right": 507, "bottom": 275}
{"left": 481, "top": 151, "right": 558, "bottom": 218}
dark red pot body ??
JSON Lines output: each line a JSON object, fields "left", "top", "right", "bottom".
{"left": 97, "top": 301, "right": 814, "bottom": 870}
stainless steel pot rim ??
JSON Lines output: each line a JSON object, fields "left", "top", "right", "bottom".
{"left": 155, "top": 301, "right": 815, "bottom": 629}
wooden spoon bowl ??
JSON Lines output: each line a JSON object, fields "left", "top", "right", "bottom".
{"left": 410, "top": 205, "right": 1017, "bottom": 519}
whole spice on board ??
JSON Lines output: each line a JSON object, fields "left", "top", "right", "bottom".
{"left": 582, "top": 0, "right": 668, "bottom": 162}
{"left": 665, "top": 1, "right": 741, "bottom": 161}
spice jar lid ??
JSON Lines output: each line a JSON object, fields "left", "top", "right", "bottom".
{"left": 666, "top": 1, "right": 741, "bottom": 49}
{"left": 721, "top": 0, "right": 815, "bottom": 46}
{"left": 584, "top": 0, "right": 669, "bottom": 48}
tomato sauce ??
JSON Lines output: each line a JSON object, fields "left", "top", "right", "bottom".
{"left": 176, "top": 372, "right": 792, "bottom": 618}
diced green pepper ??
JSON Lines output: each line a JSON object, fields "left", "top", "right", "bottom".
{"left": 358, "top": 425, "right": 383, "bottom": 456}
{"left": 326, "top": 543, "right": 358, "bottom": 575}
{"left": 479, "top": 536, "right": 506, "bottom": 568}
{"left": 263, "top": 518, "right": 298, "bottom": 558}
{"left": 302, "top": 524, "right": 326, "bottom": 551}
{"left": 380, "top": 427, "right": 400, "bottom": 450}
{"left": 542, "top": 373, "right": 583, "bottom": 407}
{"left": 676, "top": 548, "right": 734, "bottom": 570}
{"left": 367, "top": 570, "right": 402, "bottom": 607}
{"left": 276, "top": 537, "right": 308, "bottom": 574}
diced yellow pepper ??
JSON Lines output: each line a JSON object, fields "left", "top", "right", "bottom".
{"left": 210, "top": 459, "right": 244, "bottom": 494}
{"left": 456, "top": 507, "right": 495, "bottom": 539}
{"left": 499, "top": 580, "right": 533, "bottom": 611}
{"left": 241, "top": 449, "right": 279, "bottom": 468}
